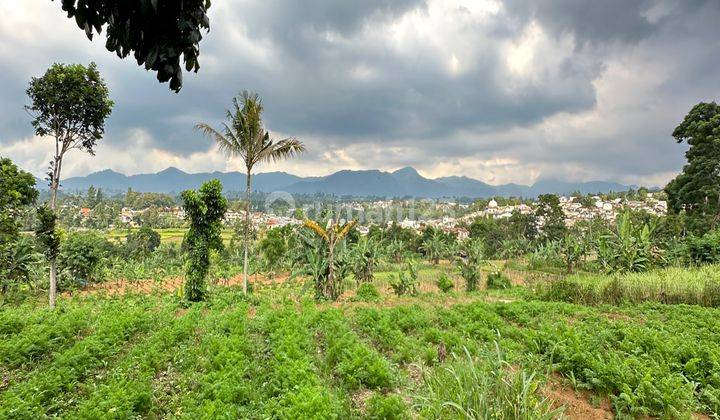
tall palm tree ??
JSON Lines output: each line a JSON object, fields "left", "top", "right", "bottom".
{"left": 196, "top": 91, "right": 305, "bottom": 294}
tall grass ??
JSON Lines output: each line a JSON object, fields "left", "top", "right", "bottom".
{"left": 540, "top": 264, "right": 720, "bottom": 307}
{"left": 413, "top": 345, "right": 561, "bottom": 419}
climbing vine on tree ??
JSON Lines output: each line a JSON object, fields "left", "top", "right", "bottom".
{"left": 181, "top": 179, "right": 227, "bottom": 302}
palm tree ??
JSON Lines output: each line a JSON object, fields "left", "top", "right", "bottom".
{"left": 195, "top": 91, "right": 305, "bottom": 294}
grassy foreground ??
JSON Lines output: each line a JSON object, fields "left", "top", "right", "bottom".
{"left": 1, "top": 268, "right": 719, "bottom": 418}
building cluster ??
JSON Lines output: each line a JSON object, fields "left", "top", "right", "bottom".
{"left": 558, "top": 194, "right": 667, "bottom": 226}
{"left": 73, "top": 193, "right": 667, "bottom": 234}
{"left": 388, "top": 193, "right": 667, "bottom": 237}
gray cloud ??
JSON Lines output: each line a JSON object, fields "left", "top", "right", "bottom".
{"left": 0, "top": 0, "right": 718, "bottom": 187}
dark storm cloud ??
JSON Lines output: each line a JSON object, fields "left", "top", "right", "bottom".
{"left": 0, "top": 0, "right": 718, "bottom": 184}
{"left": 503, "top": 0, "right": 657, "bottom": 45}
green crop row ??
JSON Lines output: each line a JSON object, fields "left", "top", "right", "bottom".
{"left": 71, "top": 305, "right": 201, "bottom": 419}
{"left": 0, "top": 304, "right": 95, "bottom": 369}
{"left": 347, "top": 299, "right": 720, "bottom": 417}
{"left": 257, "top": 304, "right": 347, "bottom": 419}
{"left": 315, "top": 309, "right": 395, "bottom": 391}
{"left": 175, "top": 306, "right": 258, "bottom": 418}
{"left": 0, "top": 298, "right": 160, "bottom": 418}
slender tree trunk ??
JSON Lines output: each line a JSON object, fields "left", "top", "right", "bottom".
{"left": 243, "top": 170, "right": 251, "bottom": 294}
{"left": 48, "top": 154, "right": 61, "bottom": 309}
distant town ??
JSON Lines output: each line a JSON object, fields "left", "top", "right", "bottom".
{"left": 54, "top": 188, "right": 667, "bottom": 238}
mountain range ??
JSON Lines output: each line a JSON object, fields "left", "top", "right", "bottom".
{"left": 51, "top": 166, "right": 635, "bottom": 198}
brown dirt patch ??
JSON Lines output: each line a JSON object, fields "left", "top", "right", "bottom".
{"left": 63, "top": 272, "right": 292, "bottom": 298}
{"left": 543, "top": 377, "right": 613, "bottom": 420}
{"left": 350, "top": 389, "right": 374, "bottom": 413}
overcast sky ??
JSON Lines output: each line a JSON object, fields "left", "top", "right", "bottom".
{"left": 1, "top": 0, "right": 718, "bottom": 186}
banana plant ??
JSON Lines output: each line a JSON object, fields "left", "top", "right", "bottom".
{"left": 303, "top": 219, "right": 357, "bottom": 300}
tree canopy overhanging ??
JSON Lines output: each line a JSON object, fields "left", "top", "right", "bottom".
{"left": 55, "top": 0, "right": 211, "bottom": 92}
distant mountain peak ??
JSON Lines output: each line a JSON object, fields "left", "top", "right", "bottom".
{"left": 52, "top": 166, "right": 635, "bottom": 198}
{"left": 90, "top": 168, "right": 123, "bottom": 176}
{"left": 392, "top": 166, "right": 420, "bottom": 176}
{"left": 158, "top": 166, "right": 186, "bottom": 175}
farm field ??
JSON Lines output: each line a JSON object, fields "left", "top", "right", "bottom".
{"left": 105, "top": 228, "right": 236, "bottom": 245}
{"left": 1, "top": 3, "right": 719, "bottom": 420}
{"left": 2, "top": 264, "right": 719, "bottom": 419}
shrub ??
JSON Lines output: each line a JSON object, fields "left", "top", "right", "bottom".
{"left": 486, "top": 271, "right": 511, "bottom": 290}
{"left": 436, "top": 273, "right": 454, "bottom": 293}
{"left": 457, "top": 261, "right": 481, "bottom": 292}
{"left": 685, "top": 230, "right": 720, "bottom": 264}
{"left": 0, "top": 236, "right": 41, "bottom": 295}
{"left": 528, "top": 240, "right": 564, "bottom": 271}
{"left": 389, "top": 260, "right": 418, "bottom": 296}
{"left": 349, "top": 237, "right": 380, "bottom": 284}
{"left": 596, "top": 212, "right": 655, "bottom": 273}
{"left": 356, "top": 283, "right": 381, "bottom": 302}
{"left": 58, "top": 231, "right": 110, "bottom": 289}
{"left": 366, "top": 393, "right": 409, "bottom": 420}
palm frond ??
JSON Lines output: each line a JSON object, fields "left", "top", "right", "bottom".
{"left": 257, "top": 137, "right": 306, "bottom": 164}
{"left": 198, "top": 92, "right": 304, "bottom": 171}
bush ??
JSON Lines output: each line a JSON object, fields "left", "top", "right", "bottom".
{"left": 366, "top": 393, "right": 409, "bottom": 420}
{"left": 124, "top": 225, "right": 161, "bottom": 259}
{"left": 58, "top": 231, "right": 110, "bottom": 289}
{"left": 436, "top": 273, "right": 454, "bottom": 293}
{"left": 486, "top": 271, "right": 511, "bottom": 290}
{"left": 356, "top": 283, "right": 381, "bottom": 302}
{"left": 685, "top": 230, "right": 720, "bottom": 264}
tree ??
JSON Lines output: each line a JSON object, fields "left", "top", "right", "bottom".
{"left": 181, "top": 180, "right": 228, "bottom": 302}
{"left": 196, "top": 91, "right": 305, "bottom": 294}
{"left": 26, "top": 62, "right": 113, "bottom": 308}
{"left": 0, "top": 158, "right": 39, "bottom": 295}
{"left": 258, "top": 227, "right": 288, "bottom": 278}
{"left": 125, "top": 225, "right": 161, "bottom": 259}
{"left": 0, "top": 158, "right": 38, "bottom": 243}
{"left": 665, "top": 102, "right": 720, "bottom": 234}
{"left": 56, "top": 0, "right": 211, "bottom": 91}
{"left": 536, "top": 194, "right": 566, "bottom": 243}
